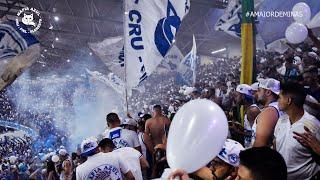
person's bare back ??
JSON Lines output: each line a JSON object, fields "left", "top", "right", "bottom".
{"left": 145, "top": 116, "right": 170, "bottom": 146}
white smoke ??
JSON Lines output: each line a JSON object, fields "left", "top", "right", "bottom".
{"left": 6, "top": 65, "right": 124, "bottom": 151}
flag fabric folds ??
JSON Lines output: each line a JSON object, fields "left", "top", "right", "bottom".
{"left": 124, "top": 0, "right": 190, "bottom": 88}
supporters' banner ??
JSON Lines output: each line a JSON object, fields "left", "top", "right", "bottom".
{"left": 0, "top": 120, "right": 38, "bottom": 138}
{"left": 124, "top": 0, "right": 190, "bottom": 88}
{"left": 257, "top": 0, "right": 320, "bottom": 45}
{"left": 88, "top": 36, "right": 125, "bottom": 81}
{"left": 0, "top": 20, "right": 40, "bottom": 91}
{"left": 85, "top": 69, "right": 132, "bottom": 99}
{"left": 214, "top": 0, "right": 264, "bottom": 38}
{"left": 177, "top": 35, "right": 197, "bottom": 85}
{"left": 214, "top": 0, "right": 242, "bottom": 38}
{"left": 161, "top": 45, "right": 184, "bottom": 71}
{"left": 89, "top": 37, "right": 183, "bottom": 78}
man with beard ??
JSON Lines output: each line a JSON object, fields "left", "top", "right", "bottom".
{"left": 250, "top": 78, "right": 283, "bottom": 147}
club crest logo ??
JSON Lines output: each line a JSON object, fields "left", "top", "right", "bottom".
{"left": 15, "top": 7, "right": 42, "bottom": 33}
{"left": 155, "top": 1, "right": 182, "bottom": 57}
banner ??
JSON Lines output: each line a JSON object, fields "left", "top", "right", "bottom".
{"left": 124, "top": 0, "right": 190, "bottom": 88}
{"left": 0, "top": 20, "right": 40, "bottom": 91}
{"left": 85, "top": 69, "right": 132, "bottom": 99}
{"left": 215, "top": 0, "right": 242, "bottom": 38}
{"left": 161, "top": 45, "right": 184, "bottom": 71}
{"left": 88, "top": 36, "right": 125, "bottom": 81}
{"left": 89, "top": 37, "right": 183, "bottom": 79}
{"left": 214, "top": 0, "right": 264, "bottom": 38}
{"left": 177, "top": 35, "right": 197, "bottom": 86}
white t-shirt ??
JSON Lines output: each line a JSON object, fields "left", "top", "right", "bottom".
{"left": 104, "top": 127, "right": 140, "bottom": 149}
{"left": 114, "top": 147, "right": 143, "bottom": 180}
{"left": 274, "top": 111, "right": 320, "bottom": 180}
{"left": 138, "top": 132, "right": 147, "bottom": 158}
{"left": 250, "top": 102, "right": 283, "bottom": 147}
{"left": 76, "top": 152, "right": 129, "bottom": 180}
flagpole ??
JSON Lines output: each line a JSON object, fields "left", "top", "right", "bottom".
{"left": 123, "top": 0, "right": 129, "bottom": 114}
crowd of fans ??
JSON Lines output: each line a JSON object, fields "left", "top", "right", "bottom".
{"left": 0, "top": 25, "right": 319, "bottom": 179}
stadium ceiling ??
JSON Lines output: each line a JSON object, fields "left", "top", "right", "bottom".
{"left": 0, "top": 0, "right": 240, "bottom": 61}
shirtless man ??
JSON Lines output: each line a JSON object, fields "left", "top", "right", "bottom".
{"left": 144, "top": 105, "right": 171, "bottom": 152}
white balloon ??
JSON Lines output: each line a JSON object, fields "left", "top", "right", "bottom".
{"left": 167, "top": 99, "right": 228, "bottom": 173}
{"left": 285, "top": 22, "right": 308, "bottom": 44}
{"left": 51, "top": 155, "right": 60, "bottom": 163}
{"left": 292, "top": 2, "right": 311, "bottom": 24}
{"left": 307, "top": 12, "right": 320, "bottom": 29}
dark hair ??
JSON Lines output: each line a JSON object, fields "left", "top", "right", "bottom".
{"left": 106, "top": 113, "right": 120, "bottom": 123}
{"left": 280, "top": 82, "right": 306, "bottom": 107}
{"left": 153, "top": 105, "right": 162, "bottom": 111}
{"left": 142, "top": 114, "right": 152, "bottom": 121}
{"left": 239, "top": 147, "right": 287, "bottom": 180}
{"left": 98, "top": 138, "right": 116, "bottom": 150}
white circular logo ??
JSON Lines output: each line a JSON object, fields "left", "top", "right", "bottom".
{"left": 15, "top": 7, "right": 42, "bottom": 33}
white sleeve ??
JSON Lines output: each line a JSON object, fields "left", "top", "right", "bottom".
{"left": 76, "top": 167, "right": 82, "bottom": 180}
{"left": 131, "top": 131, "right": 141, "bottom": 148}
{"left": 118, "top": 155, "right": 130, "bottom": 174}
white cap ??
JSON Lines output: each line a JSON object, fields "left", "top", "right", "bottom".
{"left": 58, "top": 149, "right": 67, "bottom": 156}
{"left": 250, "top": 82, "right": 259, "bottom": 91}
{"left": 312, "top": 47, "right": 318, "bottom": 52}
{"left": 236, "top": 84, "right": 253, "bottom": 97}
{"left": 81, "top": 137, "right": 98, "bottom": 156}
{"left": 308, "top": 52, "right": 318, "bottom": 58}
{"left": 217, "top": 139, "right": 244, "bottom": 167}
{"left": 294, "top": 56, "right": 302, "bottom": 65}
{"left": 121, "top": 118, "right": 137, "bottom": 127}
{"left": 258, "top": 78, "right": 280, "bottom": 95}
{"left": 296, "top": 47, "right": 302, "bottom": 52}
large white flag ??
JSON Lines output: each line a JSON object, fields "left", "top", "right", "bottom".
{"left": 88, "top": 36, "right": 125, "bottom": 81}
{"left": 177, "top": 35, "right": 197, "bottom": 85}
{"left": 124, "top": 0, "right": 190, "bottom": 88}
{"left": 85, "top": 69, "right": 132, "bottom": 99}
{"left": 89, "top": 36, "right": 184, "bottom": 80}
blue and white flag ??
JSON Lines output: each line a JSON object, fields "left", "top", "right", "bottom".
{"left": 177, "top": 35, "right": 197, "bottom": 86}
{"left": 124, "top": 0, "right": 190, "bottom": 88}
{"left": 89, "top": 36, "right": 183, "bottom": 80}
{"left": 214, "top": 0, "right": 264, "bottom": 38}
{"left": 85, "top": 69, "right": 132, "bottom": 99}
{"left": 88, "top": 36, "right": 125, "bottom": 81}
{"left": 161, "top": 44, "right": 183, "bottom": 71}
{"left": 214, "top": 0, "right": 242, "bottom": 38}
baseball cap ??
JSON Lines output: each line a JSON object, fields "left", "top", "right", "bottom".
{"left": 121, "top": 118, "right": 137, "bottom": 127}
{"left": 250, "top": 82, "right": 259, "bottom": 91}
{"left": 81, "top": 137, "right": 98, "bottom": 156}
{"left": 258, "top": 78, "right": 280, "bottom": 95}
{"left": 217, "top": 139, "right": 244, "bottom": 167}
{"left": 236, "top": 84, "right": 253, "bottom": 97}
{"left": 58, "top": 149, "right": 67, "bottom": 156}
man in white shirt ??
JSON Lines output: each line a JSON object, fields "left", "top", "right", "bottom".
{"left": 104, "top": 113, "right": 141, "bottom": 152}
{"left": 99, "top": 138, "right": 149, "bottom": 180}
{"left": 76, "top": 137, "right": 134, "bottom": 180}
{"left": 251, "top": 78, "right": 282, "bottom": 147}
{"left": 234, "top": 84, "right": 260, "bottom": 147}
{"left": 275, "top": 82, "right": 320, "bottom": 180}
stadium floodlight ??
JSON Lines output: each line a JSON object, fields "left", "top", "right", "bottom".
{"left": 211, "top": 48, "right": 227, "bottom": 54}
